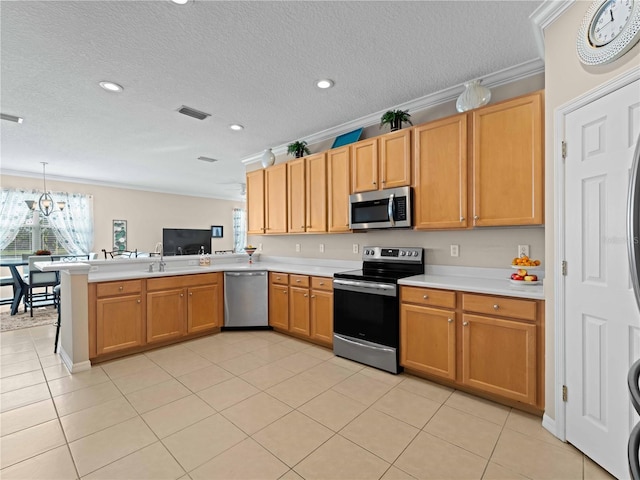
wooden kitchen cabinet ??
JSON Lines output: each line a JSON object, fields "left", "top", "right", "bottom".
{"left": 246, "top": 169, "right": 266, "bottom": 235}
{"left": 94, "top": 279, "right": 144, "bottom": 356}
{"left": 310, "top": 277, "right": 333, "bottom": 346}
{"left": 187, "top": 283, "right": 222, "bottom": 333}
{"left": 400, "top": 287, "right": 456, "bottom": 381}
{"left": 327, "top": 146, "right": 351, "bottom": 232}
{"left": 289, "top": 286, "right": 310, "bottom": 336}
{"left": 471, "top": 91, "right": 544, "bottom": 226}
{"left": 269, "top": 272, "right": 289, "bottom": 330}
{"left": 287, "top": 153, "right": 327, "bottom": 233}
{"left": 146, "top": 288, "right": 185, "bottom": 344}
{"left": 351, "top": 130, "right": 411, "bottom": 193}
{"left": 265, "top": 163, "right": 288, "bottom": 234}
{"left": 413, "top": 114, "right": 468, "bottom": 229}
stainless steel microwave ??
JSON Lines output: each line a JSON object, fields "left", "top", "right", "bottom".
{"left": 349, "top": 186, "right": 412, "bottom": 230}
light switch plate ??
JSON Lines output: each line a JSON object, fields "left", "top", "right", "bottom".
{"left": 295, "top": 244, "right": 301, "bottom": 252}
{"left": 319, "top": 244, "right": 325, "bottom": 253}
{"left": 450, "top": 245, "right": 459, "bottom": 257}
{"left": 258, "top": 243, "right": 263, "bottom": 251}
{"left": 352, "top": 244, "right": 359, "bottom": 254}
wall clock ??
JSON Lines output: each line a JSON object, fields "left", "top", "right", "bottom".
{"left": 577, "top": 0, "right": 640, "bottom": 65}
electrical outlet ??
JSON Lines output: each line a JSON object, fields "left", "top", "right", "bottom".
{"left": 450, "top": 245, "right": 459, "bottom": 257}
{"left": 295, "top": 243, "right": 301, "bottom": 252}
{"left": 352, "top": 243, "right": 359, "bottom": 254}
{"left": 518, "top": 245, "right": 530, "bottom": 258}
{"left": 258, "top": 243, "right": 263, "bottom": 251}
{"left": 319, "top": 243, "right": 325, "bottom": 253}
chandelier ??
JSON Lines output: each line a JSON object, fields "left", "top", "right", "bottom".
{"left": 25, "top": 162, "right": 65, "bottom": 217}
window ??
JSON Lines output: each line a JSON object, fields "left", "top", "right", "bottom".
{"left": 1, "top": 215, "right": 70, "bottom": 257}
{"left": 233, "top": 208, "right": 247, "bottom": 253}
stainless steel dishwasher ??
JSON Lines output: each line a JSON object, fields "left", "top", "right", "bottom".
{"left": 223, "top": 271, "right": 268, "bottom": 328}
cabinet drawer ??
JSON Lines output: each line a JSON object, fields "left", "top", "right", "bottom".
{"left": 462, "top": 293, "right": 536, "bottom": 321}
{"left": 270, "top": 272, "right": 289, "bottom": 285}
{"left": 311, "top": 276, "right": 332, "bottom": 291}
{"left": 401, "top": 286, "right": 456, "bottom": 309}
{"left": 290, "top": 274, "right": 310, "bottom": 288}
{"left": 147, "top": 273, "right": 220, "bottom": 291}
{"left": 96, "top": 280, "right": 142, "bottom": 298}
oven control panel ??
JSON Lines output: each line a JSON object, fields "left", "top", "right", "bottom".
{"left": 363, "top": 246, "right": 423, "bottom": 262}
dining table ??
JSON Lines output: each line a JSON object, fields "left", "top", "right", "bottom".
{"left": 0, "top": 258, "right": 28, "bottom": 315}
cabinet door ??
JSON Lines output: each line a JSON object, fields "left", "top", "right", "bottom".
{"left": 327, "top": 146, "right": 351, "bottom": 232}
{"left": 147, "top": 289, "right": 185, "bottom": 344}
{"left": 306, "top": 153, "right": 327, "bottom": 232}
{"left": 187, "top": 284, "right": 220, "bottom": 333}
{"left": 310, "top": 289, "right": 333, "bottom": 346}
{"left": 96, "top": 295, "right": 144, "bottom": 355}
{"left": 472, "top": 92, "right": 543, "bottom": 226}
{"left": 269, "top": 283, "right": 289, "bottom": 330}
{"left": 265, "top": 163, "right": 288, "bottom": 233}
{"left": 380, "top": 129, "right": 411, "bottom": 189}
{"left": 461, "top": 313, "right": 537, "bottom": 405}
{"left": 414, "top": 115, "right": 468, "bottom": 229}
{"left": 246, "top": 169, "right": 265, "bottom": 235}
{"left": 351, "top": 138, "right": 378, "bottom": 193}
{"left": 289, "top": 286, "right": 310, "bottom": 336}
{"left": 400, "top": 303, "right": 456, "bottom": 380}
{"left": 287, "top": 158, "right": 306, "bottom": 233}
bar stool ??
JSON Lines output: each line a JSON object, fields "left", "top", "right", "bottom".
{"left": 53, "top": 284, "right": 61, "bottom": 353}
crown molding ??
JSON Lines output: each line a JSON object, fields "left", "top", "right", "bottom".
{"left": 242, "top": 58, "right": 545, "bottom": 165}
{"left": 530, "top": 0, "right": 576, "bottom": 58}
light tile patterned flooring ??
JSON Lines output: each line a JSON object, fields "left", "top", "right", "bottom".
{"left": 0, "top": 325, "right": 615, "bottom": 480}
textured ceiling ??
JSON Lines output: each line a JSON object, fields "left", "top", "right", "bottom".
{"left": 0, "top": 0, "right": 543, "bottom": 201}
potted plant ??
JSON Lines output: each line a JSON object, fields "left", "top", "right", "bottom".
{"left": 287, "top": 140, "right": 310, "bottom": 158}
{"left": 380, "top": 109, "right": 413, "bottom": 131}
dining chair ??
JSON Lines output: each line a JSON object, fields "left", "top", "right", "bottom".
{"left": 23, "top": 256, "right": 59, "bottom": 317}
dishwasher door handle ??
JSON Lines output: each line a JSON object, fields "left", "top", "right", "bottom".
{"left": 226, "top": 271, "right": 266, "bottom": 277}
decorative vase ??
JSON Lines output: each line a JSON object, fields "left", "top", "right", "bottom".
{"left": 456, "top": 80, "right": 491, "bottom": 113}
{"left": 261, "top": 148, "right": 275, "bottom": 168}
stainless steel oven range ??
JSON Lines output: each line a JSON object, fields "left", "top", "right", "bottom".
{"left": 333, "top": 246, "right": 424, "bottom": 374}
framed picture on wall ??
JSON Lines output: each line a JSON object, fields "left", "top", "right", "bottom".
{"left": 211, "top": 225, "right": 224, "bottom": 238}
{"left": 113, "top": 220, "right": 127, "bottom": 251}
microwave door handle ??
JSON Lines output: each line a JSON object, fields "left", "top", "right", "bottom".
{"left": 388, "top": 193, "right": 395, "bottom": 226}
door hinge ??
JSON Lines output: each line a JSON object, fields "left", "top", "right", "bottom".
{"left": 562, "top": 260, "right": 567, "bottom": 276}
{"left": 562, "top": 385, "right": 568, "bottom": 402}
{"left": 562, "top": 141, "right": 567, "bottom": 159}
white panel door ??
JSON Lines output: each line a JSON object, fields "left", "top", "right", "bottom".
{"left": 565, "top": 79, "right": 640, "bottom": 479}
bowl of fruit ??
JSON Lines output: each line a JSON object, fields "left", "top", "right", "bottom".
{"left": 510, "top": 255, "right": 541, "bottom": 285}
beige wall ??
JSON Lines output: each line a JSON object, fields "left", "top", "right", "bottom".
{"left": 248, "top": 74, "right": 546, "bottom": 267}
{"left": 544, "top": 3, "right": 640, "bottom": 419}
{"left": 0, "top": 174, "right": 245, "bottom": 254}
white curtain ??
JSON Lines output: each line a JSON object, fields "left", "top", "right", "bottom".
{"left": 233, "top": 208, "right": 247, "bottom": 253}
{"left": 47, "top": 192, "right": 94, "bottom": 255}
{"left": 0, "top": 189, "right": 33, "bottom": 250}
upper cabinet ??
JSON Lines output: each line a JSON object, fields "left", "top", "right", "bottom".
{"left": 327, "top": 146, "right": 351, "bottom": 233}
{"left": 287, "top": 153, "right": 327, "bottom": 234}
{"left": 414, "top": 114, "right": 468, "bottom": 230}
{"left": 351, "top": 129, "right": 411, "bottom": 193}
{"left": 246, "top": 169, "right": 265, "bottom": 235}
{"left": 265, "top": 163, "right": 288, "bottom": 234}
{"left": 471, "top": 91, "right": 544, "bottom": 226}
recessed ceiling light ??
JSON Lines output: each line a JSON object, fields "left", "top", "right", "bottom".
{"left": 316, "top": 79, "right": 334, "bottom": 89}
{"left": 229, "top": 124, "right": 244, "bottom": 131}
{"left": 170, "top": 0, "right": 190, "bottom": 4}
{"left": 1, "top": 113, "right": 24, "bottom": 124}
{"left": 99, "top": 81, "right": 124, "bottom": 93}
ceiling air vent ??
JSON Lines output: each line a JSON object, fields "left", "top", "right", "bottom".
{"left": 197, "top": 156, "right": 218, "bottom": 163}
{"left": 178, "top": 105, "right": 211, "bottom": 120}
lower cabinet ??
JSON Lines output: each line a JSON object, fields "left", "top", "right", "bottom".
{"left": 89, "top": 273, "right": 222, "bottom": 360}
{"left": 400, "top": 286, "right": 543, "bottom": 409}
{"left": 269, "top": 273, "right": 289, "bottom": 330}
{"left": 289, "top": 285, "right": 310, "bottom": 336}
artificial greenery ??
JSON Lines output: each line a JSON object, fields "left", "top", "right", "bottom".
{"left": 287, "top": 140, "right": 310, "bottom": 158}
{"left": 380, "top": 109, "right": 413, "bottom": 131}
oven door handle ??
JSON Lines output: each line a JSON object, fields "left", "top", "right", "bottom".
{"left": 333, "top": 278, "right": 397, "bottom": 296}
{"left": 388, "top": 193, "right": 396, "bottom": 226}
{"left": 334, "top": 334, "right": 396, "bottom": 354}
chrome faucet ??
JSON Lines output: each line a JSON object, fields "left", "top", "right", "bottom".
{"left": 155, "top": 242, "right": 166, "bottom": 272}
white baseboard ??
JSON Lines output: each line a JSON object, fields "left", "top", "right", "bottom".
{"left": 59, "top": 348, "right": 91, "bottom": 373}
{"left": 542, "top": 413, "right": 560, "bottom": 439}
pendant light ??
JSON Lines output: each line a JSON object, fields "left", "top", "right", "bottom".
{"left": 25, "top": 162, "right": 65, "bottom": 216}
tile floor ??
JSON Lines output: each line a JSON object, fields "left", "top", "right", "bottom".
{"left": 0, "top": 325, "right": 616, "bottom": 479}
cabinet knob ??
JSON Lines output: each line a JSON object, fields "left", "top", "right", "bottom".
{"left": 311, "top": 295, "right": 316, "bottom": 298}
{"left": 460, "top": 216, "right": 465, "bottom": 222}
{"left": 382, "top": 180, "right": 386, "bottom": 184}
{"left": 473, "top": 215, "right": 479, "bottom": 221}
{"left": 463, "top": 321, "right": 469, "bottom": 326}
{"left": 448, "top": 318, "right": 453, "bottom": 323}
{"left": 276, "top": 277, "right": 281, "bottom": 280}
{"left": 493, "top": 304, "right": 499, "bottom": 310}
{"left": 301, "top": 226, "right": 305, "bottom": 229}
{"left": 296, "top": 279, "right": 301, "bottom": 283}
{"left": 283, "top": 290, "right": 288, "bottom": 294}
{"left": 319, "top": 282, "right": 324, "bottom": 286}
{"left": 423, "top": 295, "right": 428, "bottom": 299}
{"left": 180, "top": 293, "right": 184, "bottom": 297}
{"left": 304, "top": 294, "right": 308, "bottom": 297}
{"left": 189, "top": 292, "right": 193, "bottom": 296}
{"left": 373, "top": 181, "right": 376, "bottom": 185}
{"left": 119, "top": 286, "right": 123, "bottom": 291}
{"left": 137, "top": 299, "right": 141, "bottom": 304}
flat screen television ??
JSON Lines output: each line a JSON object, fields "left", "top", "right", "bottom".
{"left": 162, "top": 228, "right": 211, "bottom": 255}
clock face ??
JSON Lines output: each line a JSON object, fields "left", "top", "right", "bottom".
{"left": 589, "top": 0, "right": 633, "bottom": 46}
{"left": 577, "top": 0, "right": 640, "bottom": 65}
